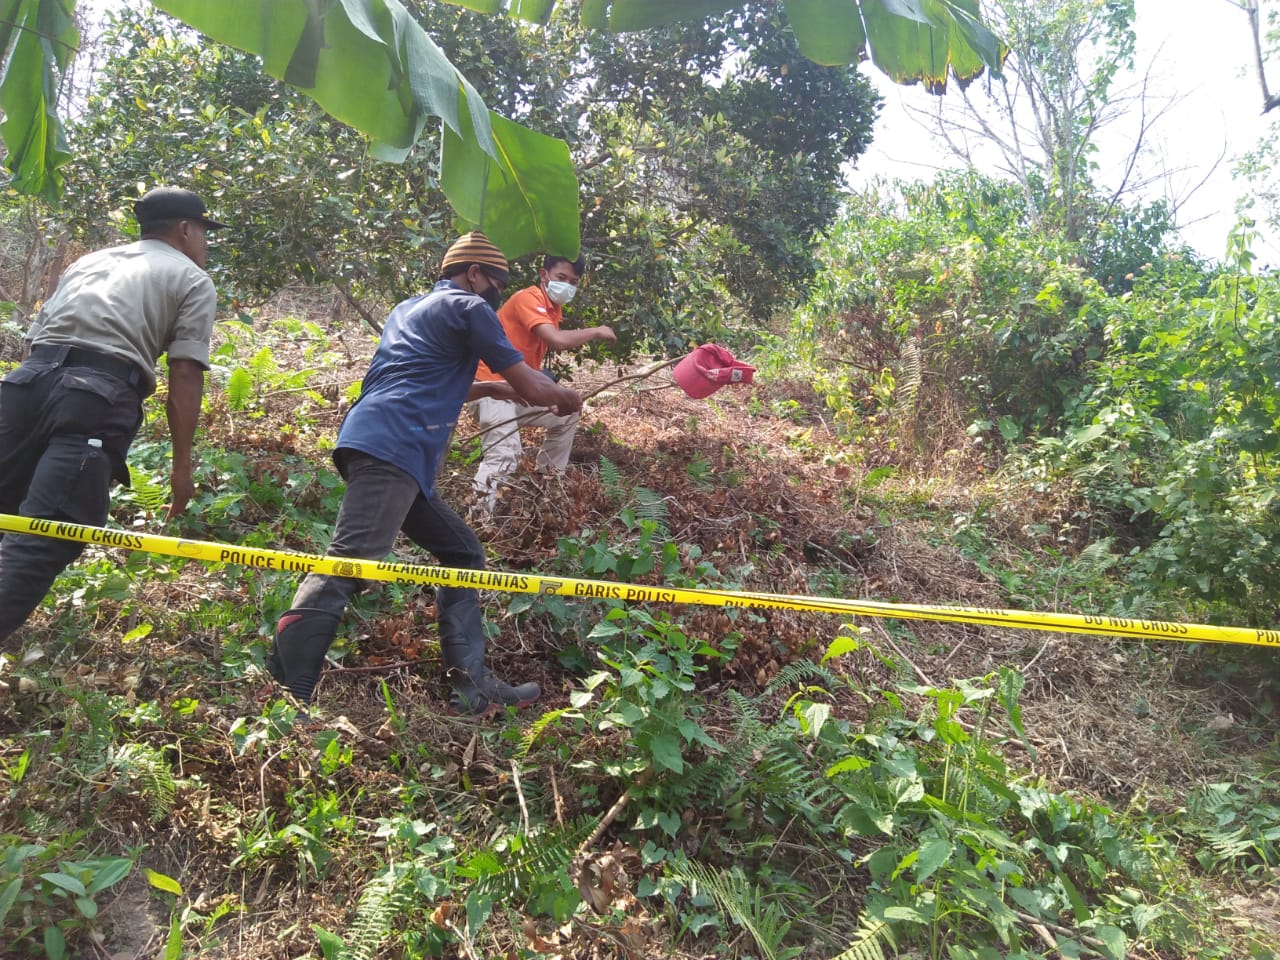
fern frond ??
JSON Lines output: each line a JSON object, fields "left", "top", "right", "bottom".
{"left": 1076, "top": 538, "right": 1118, "bottom": 575}
{"left": 247, "top": 346, "right": 277, "bottom": 379}
{"left": 126, "top": 466, "right": 169, "bottom": 512}
{"left": 599, "top": 456, "right": 622, "bottom": 499}
{"left": 21, "top": 672, "right": 64, "bottom": 694}
{"left": 829, "top": 918, "right": 891, "bottom": 960}
{"left": 668, "top": 859, "right": 800, "bottom": 960}
{"left": 899, "top": 337, "right": 922, "bottom": 410}
{"left": 18, "top": 807, "right": 59, "bottom": 835}
{"left": 766, "top": 659, "right": 843, "bottom": 696}
{"left": 632, "top": 487, "right": 669, "bottom": 535}
{"left": 723, "top": 688, "right": 764, "bottom": 734}
{"left": 670, "top": 686, "right": 843, "bottom": 825}
{"left": 467, "top": 816, "right": 595, "bottom": 903}
{"left": 225, "top": 366, "right": 253, "bottom": 411}
{"left": 187, "top": 602, "right": 242, "bottom": 632}
{"left": 517, "top": 707, "right": 577, "bottom": 759}
{"left": 342, "top": 865, "right": 415, "bottom": 960}
{"left": 676, "top": 754, "right": 739, "bottom": 804}
{"left": 674, "top": 690, "right": 775, "bottom": 804}
{"left": 106, "top": 742, "right": 176, "bottom": 821}
{"left": 755, "top": 739, "right": 841, "bottom": 821}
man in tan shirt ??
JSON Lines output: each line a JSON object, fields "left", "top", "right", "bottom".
{"left": 0, "top": 187, "right": 225, "bottom": 645}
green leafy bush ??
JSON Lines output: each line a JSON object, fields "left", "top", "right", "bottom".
{"left": 795, "top": 172, "right": 1115, "bottom": 454}
{"left": 0, "top": 845, "right": 134, "bottom": 959}
{"left": 1022, "top": 225, "right": 1280, "bottom": 619}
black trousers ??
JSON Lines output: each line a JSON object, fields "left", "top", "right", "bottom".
{"left": 290, "top": 450, "right": 489, "bottom": 651}
{"left": 0, "top": 351, "right": 143, "bottom": 644}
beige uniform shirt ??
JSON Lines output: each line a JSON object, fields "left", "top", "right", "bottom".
{"left": 28, "top": 239, "right": 216, "bottom": 394}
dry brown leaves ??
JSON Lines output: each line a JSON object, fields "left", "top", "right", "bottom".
{"left": 6, "top": 338, "right": 1275, "bottom": 959}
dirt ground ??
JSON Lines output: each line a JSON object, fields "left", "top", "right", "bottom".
{"left": 3, "top": 325, "right": 1278, "bottom": 958}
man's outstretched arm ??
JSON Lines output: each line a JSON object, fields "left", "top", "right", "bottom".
{"left": 498, "top": 361, "right": 582, "bottom": 415}
{"left": 535, "top": 322, "right": 616, "bottom": 352}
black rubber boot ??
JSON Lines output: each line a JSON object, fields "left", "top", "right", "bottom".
{"left": 265, "top": 608, "right": 339, "bottom": 703}
{"left": 440, "top": 636, "right": 540, "bottom": 715}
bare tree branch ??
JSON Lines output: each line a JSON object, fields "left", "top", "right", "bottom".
{"left": 912, "top": 0, "right": 1210, "bottom": 243}
{"left": 1243, "top": 0, "right": 1280, "bottom": 112}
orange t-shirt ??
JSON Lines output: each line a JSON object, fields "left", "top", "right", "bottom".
{"left": 475, "top": 284, "right": 563, "bottom": 382}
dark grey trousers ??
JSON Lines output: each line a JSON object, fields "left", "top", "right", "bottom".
{"left": 0, "top": 356, "right": 142, "bottom": 643}
{"left": 291, "top": 450, "right": 488, "bottom": 651}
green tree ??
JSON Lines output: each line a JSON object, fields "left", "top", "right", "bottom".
{"left": 562, "top": 2, "right": 879, "bottom": 348}
{"left": 914, "top": 1, "right": 1203, "bottom": 292}
{"left": 58, "top": 8, "right": 450, "bottom": 321}
{"left": 1080, "top": 196, "right": 1203, "bottom": 296}
{"left": 1034, "top": 228, "right": 1280, "bottom": 621}
{"left": 45, "top": 5, "right": 875, "bottom": 361}
{"left": 4, "top": 0, "right": 1006, "bottom": 258}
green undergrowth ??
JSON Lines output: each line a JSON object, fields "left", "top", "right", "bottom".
{"left": 3, "top": 621, "right": 1275, "bottom": 959}
{"left": 1, "top": 320, "right": 1278, "bottom": 960}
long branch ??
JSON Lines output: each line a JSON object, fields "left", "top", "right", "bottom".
{"left": 454, "top": 357, "right": 680, "bottom": 447}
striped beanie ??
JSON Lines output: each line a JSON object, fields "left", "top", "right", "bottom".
{"left": 440, "top": 231, "right": 510, "bottom": 286}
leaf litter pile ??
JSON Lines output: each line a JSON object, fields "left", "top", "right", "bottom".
{"left": 1, "top": 323, "right": 1277, "bottom": 958}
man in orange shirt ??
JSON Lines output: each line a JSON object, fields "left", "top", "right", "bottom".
{"left": 471, "top": 253, "right": 615, "bottom": 509}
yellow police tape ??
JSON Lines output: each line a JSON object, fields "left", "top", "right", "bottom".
{"left": 1, "top": 513, "right": 1277, "bottom": 648}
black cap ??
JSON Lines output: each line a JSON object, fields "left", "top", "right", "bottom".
{"left": 133, "top": 187, "right": 229, "bottom": 230}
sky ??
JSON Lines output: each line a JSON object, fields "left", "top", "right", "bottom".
{"left": 847, "top": 0, "right": 1280, "bottom": 265}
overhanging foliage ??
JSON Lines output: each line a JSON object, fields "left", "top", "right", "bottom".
{"left": 0, "top": 0, "right": 77, "bottom": 199}
{"left": 148, "top": 0, "right": 576, "bottom": 260}
{"left": 447, "top": 0, "right": 1004, "bottom": 83}
{"left": 1, "top": 0, "right": 1005, "bottom": 259}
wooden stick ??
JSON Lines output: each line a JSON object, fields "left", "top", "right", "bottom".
{"left": 870, "top": 619, "right": 932, "bottom": 685}
{"left": 578, "top": 787, "right": 630, "bottom": 855}
{"left": 511, "top": 760, "right": 530, "bottom": 837}
{"left": 455, "top": 357, "right": 681, "bottom": 446}
{"left": 549, "top": 764, "right": 565, "bottom": 827}
{"left": 1010, "top": 909, "right": 1109, "bottom": 956}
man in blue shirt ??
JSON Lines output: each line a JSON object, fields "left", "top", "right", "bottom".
{"left": 267, "top": 232, "right": 582, "bottom": 714}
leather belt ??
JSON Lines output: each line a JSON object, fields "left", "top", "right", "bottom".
{"left": 28, "top": 344, "right": 146, "bottom": 389}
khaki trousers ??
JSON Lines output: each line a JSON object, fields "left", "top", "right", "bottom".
{"left": 470, "top": 396, "right": 580, "bottom": 507}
